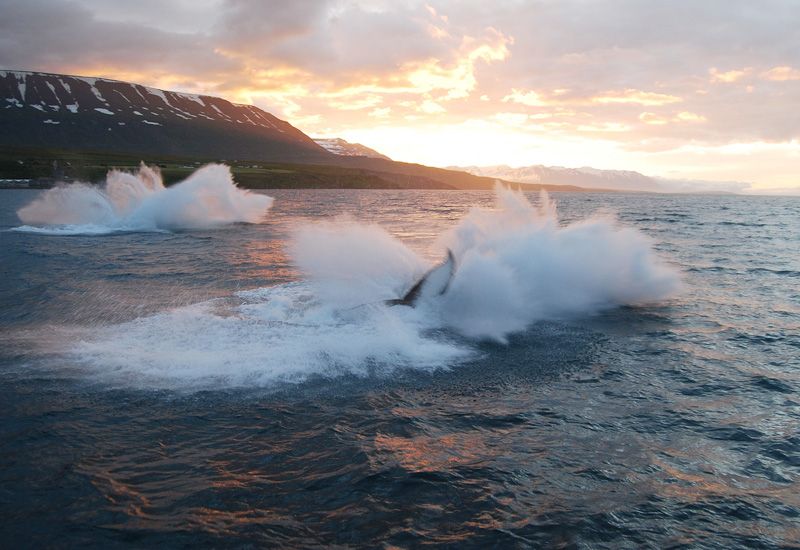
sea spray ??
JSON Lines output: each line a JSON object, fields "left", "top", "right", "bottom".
{"left": 15, "top": 163, "right": 272, "bottom": 233}
{"left": 41, "top": 185, "right": 681, "bottom": 388}
{"left": 291, "top": 220, "right": 427, "bottom": 306}
{"left": 293, "top": 185, "right": 682, "bottom": 341}
{"left": 438, "top": 186, "right": 682, "bottom": 339}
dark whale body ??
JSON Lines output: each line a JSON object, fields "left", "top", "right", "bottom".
{"left": 385, "top": 249, "right": 456, "bottom": 307}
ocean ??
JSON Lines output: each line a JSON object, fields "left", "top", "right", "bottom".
{"left": 1, "top": 179, "right": 798, "bottom": 547}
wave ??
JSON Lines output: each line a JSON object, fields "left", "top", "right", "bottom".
{"left": 14, "top": 163, "right": 272, "bottom": 234}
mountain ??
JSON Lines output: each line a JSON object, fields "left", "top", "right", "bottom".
{"left": 455, "top": 164, "right": 660, "bottom": 192}
{"left": 0, "top": 70, "right": 332, "bottom": 162}
{"left": 313, "top": 138, "right": 390, "bottom": 160}
{"left": 0, "top": 70, "right": 598, "bottom": 192}
{"left": 454, "top": 164, "right": 751, "bottom": 194}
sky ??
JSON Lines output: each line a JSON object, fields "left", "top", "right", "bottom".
{"left": 1, "top": 0, "right": 799, "bottom": 191}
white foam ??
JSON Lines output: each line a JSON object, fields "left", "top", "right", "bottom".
{"left": 62, "top": 283, "right": 470, "bottom": 389}
{"left": 94, "top": 108, "right": 114, "bottom": 115}
{"left": 27, "top": 185, "right": 681, "bottom": 389}
{"left": 440, "top": 187, "right": 681, "bottom": 339}
{"left": 9, "top": 223, "right": 137, "bottom": 236}
{"left": 293, "top": 185, "right": 682, "bottom": 342}
{"left": 15, "top": 163, "right": 273, "bottom": 233}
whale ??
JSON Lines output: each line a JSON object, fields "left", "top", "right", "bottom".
{"left": 385, "top": 249, "right": 456, "bottom": 307}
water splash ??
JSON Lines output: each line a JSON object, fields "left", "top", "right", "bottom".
{"left": 58, "top": 283, "right": 469, "bottom": 389}
{"left": 294, "top": 185, "right": 682, "bottom": 341}
{"left": 14, "top": 163, "right": 272, "bottom": 234}
{"left": 32, "top": 185, "right": 681, "bottom": 388}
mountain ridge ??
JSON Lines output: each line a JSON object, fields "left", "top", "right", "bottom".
{"left": 1, "top": 70, "right": 596, "bottom": 192}
{"left": 453, "top": 164, "right": 751, "bottom": 194}
{"left": 0, "top": 69, "right": 332, "bottom": 163}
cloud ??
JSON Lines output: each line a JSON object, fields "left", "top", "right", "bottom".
{"left": 640, "top": 111, "right": 706, "bottom": 125}
{"left": 590, "top": 89, "right": 682, "bottom": 106}
{"left": 2, "top": 0, "right": 799, "bottom": 188}
{"left": 502, "top": 89, "right": 548, "bottom": 107}
{"left": 503, "top": 88, "right": 681, "bottom": 107}
{"left": 709, "top": 67, "right": 752, "bottom": 83}
{"left": 419, "top": 100, "right": 446, "bottom": 114}
{"left": 639, "top": 112, "right": 669, "bottom": 125}
{"left": 761, "top": 66, "right": 800, "bottom": 81}
{"left": 675, "top": 111, "right": 706, "bottom": 122}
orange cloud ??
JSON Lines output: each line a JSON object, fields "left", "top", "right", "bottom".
{"left": 639, "top": 112, "right": 669, "bottom": 125}
{"left": 640, "top": 111, "right": 706, "bottom": 126}
{"left": 406, "top": 28, "right": 512, "bottom": 100}
{"left": 419, "top": 99, "right": 446, "bottom": 114}
{"left": 591, "top": 89, "right": 682, "bottom": 106}
{"left": 577, "top": 122, "right": 631, "bottom": 133}
{"left": 504, "top": 88, "right": 681, "bottom": 107}
{"left": 709, "top": 67, "right": 752, "bottom": 83}
{"left": 502, "top": 89, "right": 548, "bottom": 106}
{"left": 761, "top": 66, "right": 800, "bottom": 81}
{"left": 675, "top": 111, "right": 706, "bottom": 123}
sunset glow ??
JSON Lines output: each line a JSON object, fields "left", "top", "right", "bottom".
{"left": 3, "top": 0, "right": 799, "bottom": 191}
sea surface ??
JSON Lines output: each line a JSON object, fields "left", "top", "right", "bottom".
{"left": 1, "top": 188, "right": 799, "bottom": 548}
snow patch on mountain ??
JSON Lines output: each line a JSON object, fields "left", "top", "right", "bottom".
{"left": 313, "top": 137, "right": 390, "bottom": 160}
{"left": 0, "top": 70, "right": 315, "bottom": 137}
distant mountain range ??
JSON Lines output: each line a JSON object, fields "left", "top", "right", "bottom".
{"left": 313, "top": 138, "right": 390, "bottom": 160}
{"left": 453, "top": 164, "right": 750, "bottom": 194}
{"left": 0, "top": 70, "right": 601, "bottom": 192}
{"left": 10, "top": 69, "right": 723, "bottom": 193}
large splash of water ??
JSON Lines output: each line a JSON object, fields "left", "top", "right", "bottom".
{"left": 293, "top": 185, "right": 682, "bottom": 341}
{"left": 15, "top": 163, "right": 272, "bottom": 234}
{"left": 32, "top": 185, "right": 681, "bottom": 388}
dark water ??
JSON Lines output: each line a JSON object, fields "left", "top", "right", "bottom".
{"left": 1, "top": 189, "right": 799, "bottom": 548}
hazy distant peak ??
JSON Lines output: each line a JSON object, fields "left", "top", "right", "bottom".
{"left": 453, "top": 164, "right": 750, "bottom": 194}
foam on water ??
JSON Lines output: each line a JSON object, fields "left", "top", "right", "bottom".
{"left": 53, "top": 186, "right": 681, "bottom": 388}
{"left": 67, "top": 283, "right": 470, "bottom": 389}
{"left": 14, "top": 163, "right": 272, "bottom": 234}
